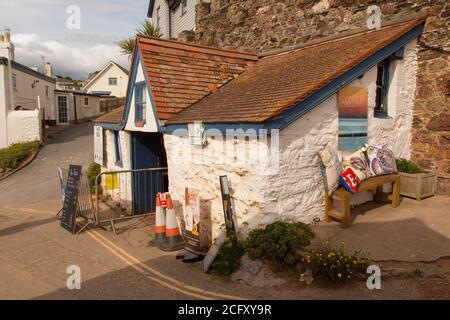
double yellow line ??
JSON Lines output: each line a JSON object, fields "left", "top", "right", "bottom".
{"left": 87, "top": 229, "right": 244, "bottom": 300}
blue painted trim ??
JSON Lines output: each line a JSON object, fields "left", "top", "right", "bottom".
{"left": 165, "top": 123, "right": 265, "bottom": 136}
{"left": 96, "top": 122, "right": 122, "bottom": 131}
{"left": 263, "top": 23, "right": 424, "bottom": 131}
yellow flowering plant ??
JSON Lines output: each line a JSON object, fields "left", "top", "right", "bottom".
{"left": 301, "top": 241, "right": 370, "bottom": 283}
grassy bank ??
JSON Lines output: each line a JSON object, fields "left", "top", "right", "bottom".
{"left": 0, "top": 141, "right": 40, "bottom": 169}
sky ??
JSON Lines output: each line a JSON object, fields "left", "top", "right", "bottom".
{"left": 0, "top": 0, "right": 150, "bottom": 79}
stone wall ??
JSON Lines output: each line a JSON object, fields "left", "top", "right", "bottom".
{"left": 192, "top": 0, "right": 450, "bottom": 195}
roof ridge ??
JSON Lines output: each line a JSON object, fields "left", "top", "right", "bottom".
{"left": 259, "top": 15, "right": 426, "bottom": 59}
{"left": 137, "top": 35, "right": 258, "bottom": 60}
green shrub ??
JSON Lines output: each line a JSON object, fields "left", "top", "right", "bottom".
{"left": 302, "top": 242, "right": 370, "bottom": 283}
{"left": 211, "top": 234, "right": 245, "bottom": 276}
{"left": 396, "top": 158, "right": 422, "bottom": 174}
{"left": 244, "top": 221, "right": 315, "bottom": 270}
{"left": 87, "top": 162, "right": 101, "bottom": 193}
{"left": 0, "top": 141, "right": 40, "bottom": 169}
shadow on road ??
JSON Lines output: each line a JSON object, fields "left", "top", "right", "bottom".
{"left": 0, "top": 216, "right": 59, "bottom": 237}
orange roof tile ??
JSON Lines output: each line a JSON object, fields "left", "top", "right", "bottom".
{"left": 95, "top": 106, "right": 125, "bottom": 124}
{"left": 167, "top": 18, "right": 424, "bottom": 125}
{"left": 136, "top": 36, "right": 257, "bottom": 120}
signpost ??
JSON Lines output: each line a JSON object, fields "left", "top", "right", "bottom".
{"left": 60, "top": 165, "right": 82, "bottom": 234}
{"left": 94, "top": 126, "right": 103, "bottom": 165}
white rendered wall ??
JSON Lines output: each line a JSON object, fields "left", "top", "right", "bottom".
{"left": 6, "top": 110, "right": 41, "bottom": 144}
{"left": 171, "top": 0, "right": 196, "bottom": 37}
{"left": 84, "top": 64, "right": 128, "bottom": 98}
{"left": 0, "top": 63, "right": 9, "bottom": 148}
{"left": 101, "top": 129, "right": 132, "bottom": 206}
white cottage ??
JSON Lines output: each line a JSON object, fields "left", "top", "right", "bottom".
{"left": 163, "top": 18, "right": 425, "bottom": 241}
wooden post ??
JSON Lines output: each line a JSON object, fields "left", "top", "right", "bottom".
{"left": 324, "top": 192, "right": 332, "bottom": 222}
{"left": 392, "top": 177, "right": 400, "bottom": 208}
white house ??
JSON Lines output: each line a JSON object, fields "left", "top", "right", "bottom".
{"left": 54, "top": 90, "right": 102, "bottom": 124}
{"left": 1, "top": 29, "right": 56, "bottom": 148}
{"left": 147, "top": 0, "right": 197, "bottom": 39}
{"left": 82, "top": 61, "right": 128, "bottom": 98}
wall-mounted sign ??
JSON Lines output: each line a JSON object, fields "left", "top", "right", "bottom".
{"left": 94, "top": 126, "right": 103, "bottom": 165}
{"left": 338, "top": 86, "right": 368, "bottom": 151}
{"left": 188, "top": 121, "right": 206, "bottom": 146}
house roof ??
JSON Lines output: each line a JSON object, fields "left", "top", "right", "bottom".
{"left": 95, "top": 105, "right": 125, "bottom": 124}
{"left": 166, "top": 18, "right": 425, "bottom": 125}
{"left": 11, "top": 60, "right": 56, "bottom": 83}
{"left": 82, "top": 60, "right": 128, "bottom": 91}
{"left": 136, "top": 35, "right": 257, "bottom": 120}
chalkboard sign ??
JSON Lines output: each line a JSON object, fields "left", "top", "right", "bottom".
{"left": 61, "top": 165, "right": 82, "bottom": 234}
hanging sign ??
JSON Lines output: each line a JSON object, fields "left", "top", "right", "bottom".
{"left": 188, "top": 121, "right": 206, "bottom": 146}
{"left": 183, "top": 188, "right": 201, "bottom": 253}
{"left": 94, "top": 126, "right": 103, "bottom": 165}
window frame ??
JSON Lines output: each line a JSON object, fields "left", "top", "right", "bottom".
{"left": 84, "top": 97, "right": 89, "bottom": 105}
{"left": 134, "top": 81, "right": 147, "bottom": 126}
{"left": 374, "top": 60, "right": 390, "bottom": 117}
{"left": 12, "top": 74, "right": 17, "bottom": 89}
{"left": 108, "top": 77, "right": 118, "bottom": 86}
{"left": 181, "top": 0, "right": 187, "bottom": 16}
{"left": 156, "top": 6, "right": 161, "bottom": 29}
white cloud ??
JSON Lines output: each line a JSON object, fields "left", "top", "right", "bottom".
{"left": 12, "top": 33, "right": 129, "bottom": 79}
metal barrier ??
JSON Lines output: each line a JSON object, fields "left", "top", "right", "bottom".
{"left": 94, "top": 167, "right": 168, "bottom": 234}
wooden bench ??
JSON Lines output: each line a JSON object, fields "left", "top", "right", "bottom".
{"left": 325, "top": 174, "right": 400, "bottom": 228}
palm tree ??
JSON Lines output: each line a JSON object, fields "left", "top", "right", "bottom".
{"left": 119, "top": 20, "right": 162, "bottom": 56}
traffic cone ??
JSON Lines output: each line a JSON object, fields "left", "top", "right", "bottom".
{"left": 149, "top": 193, "right": 166, "bottom": 247}
{"left": 159, "top": 193, "right": 184, "bottom": 251}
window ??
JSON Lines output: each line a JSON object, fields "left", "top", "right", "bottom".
{"left": 45, "top": 85, "right": 49, "bottom": 97}
{"left": 181, "top": 0, "right": 187, "bottom": 16}
{"left": 84, "top": 97, "right": 89, "bottom": 105}
{"left": 156, "top": 6, "right": 161, "bottom": 29}
{"left": 375, "top": 60, "right": 390, "bottom": 116}
{"left": 12, "top": 74, "right": 16, "bottom": 89}
{"left": 135, "top": 82, "right": 146, "bottom": 124}
{"left": 109, "top": 77, "right": 117, "bottom": 86}
{"left": 114, "top": 131, "right": 122, "bottom": 166}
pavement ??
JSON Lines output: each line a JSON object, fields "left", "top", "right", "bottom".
{"left": 0, "top": 122, "right": 449, "bottom": 299}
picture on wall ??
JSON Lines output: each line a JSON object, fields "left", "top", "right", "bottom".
{"left": 338, "top": 86, "right": 368, "bottom": 151}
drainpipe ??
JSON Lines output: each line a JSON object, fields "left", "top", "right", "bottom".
{"left": 73, "top": 94, "right": 78, "bottom": 124}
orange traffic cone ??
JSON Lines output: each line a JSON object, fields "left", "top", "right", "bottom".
{"left": 159, "top": 193, "right": 184, "bottom": 251}
{"left": 149, "top": 193, "right": 166, "bottom": 247}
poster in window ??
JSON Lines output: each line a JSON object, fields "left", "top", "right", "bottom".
{"left": 94, "top": 126, "right": 103, "bottom": 165}
{"left": 338, "top": 86, "right": 368, "bottom": 151}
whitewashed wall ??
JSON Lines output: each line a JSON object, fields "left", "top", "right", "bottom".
{"left": 101, "top": 129, "right": 132, "bottom": 206}
{"left": 164, "top": 39, "right": 419, "bottom": 241}
{"left": 6, "top": 110, "right": 41, "bottom": 144}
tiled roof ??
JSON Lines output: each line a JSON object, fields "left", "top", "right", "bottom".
{"left": 136, "top": 35, "right": 257, "bottom": 120}
{"left": 167, "top": 18, "right": 424, "bottom": 125}
{"left": 95, "top": 106, "right": 124, "bottom": 124}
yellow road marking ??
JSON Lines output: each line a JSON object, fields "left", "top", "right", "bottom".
{"left": 88, "top": 231, "right": 211, "bottom": 300}
{"left": 88, "top": 229, "right": 245, "bottom": 300}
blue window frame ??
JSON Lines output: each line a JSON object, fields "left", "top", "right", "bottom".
{"left": 114, "top": 131, "right": 122, "bottom": 166}
{"left": 374, "top": 60, "right": 390, "bottom": 117}
{"left": 135, "top": 81, "right": 146, "bottom": 124}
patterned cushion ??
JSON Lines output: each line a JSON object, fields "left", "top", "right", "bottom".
{"left": 318, "top": 145, "right": 343, "bottom": 196}
{"left": 342, "top": 148, "right": 370, "bottom": 182}
{"left": 365, "top": 144, "right": 398, "bottom": 176}
{"left": 339, "top": 168, "right": 360, "bottom": 193}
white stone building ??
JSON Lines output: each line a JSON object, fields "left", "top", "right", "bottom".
{"left": 164, "top": 18, "right": 425, "bottom": 242}
{"left": 0, "top": 29, "right": 55, "bottom": 148}
{"left": 147, "top": 0, "right": 198, "bottom": 39}
{"left": 82, "top": 61, "right": 128, "bottom": 98}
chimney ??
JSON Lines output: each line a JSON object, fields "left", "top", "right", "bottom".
{"left": 44, "top": 62, "right": 53, "bottom": 77}
{"left": 0, "top": 27, "right": 15, "bottom": 61}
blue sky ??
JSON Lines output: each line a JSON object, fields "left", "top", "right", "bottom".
{"left": 0, "top": 0, "right": 150, "bottom": 79}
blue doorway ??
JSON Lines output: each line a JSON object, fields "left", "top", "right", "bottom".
{"left": 131, "top": 132, "right": 168, "bottom": 214}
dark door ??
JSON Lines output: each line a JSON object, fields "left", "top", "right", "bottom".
{"left": 131, "top": 132, "right": 168, "bottom": 214}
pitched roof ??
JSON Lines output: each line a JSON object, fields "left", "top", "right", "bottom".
{"left": 167, "top": 18, "right": 424, "bottom": 125}
{"left": 94, "top": 106, "right": 125, "bottom": 124}
{"left": 82, "top": 60, "right": 128, "bottom": 90}
{"left": 136, "top": 35, "right": 257, "bottom": 120}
